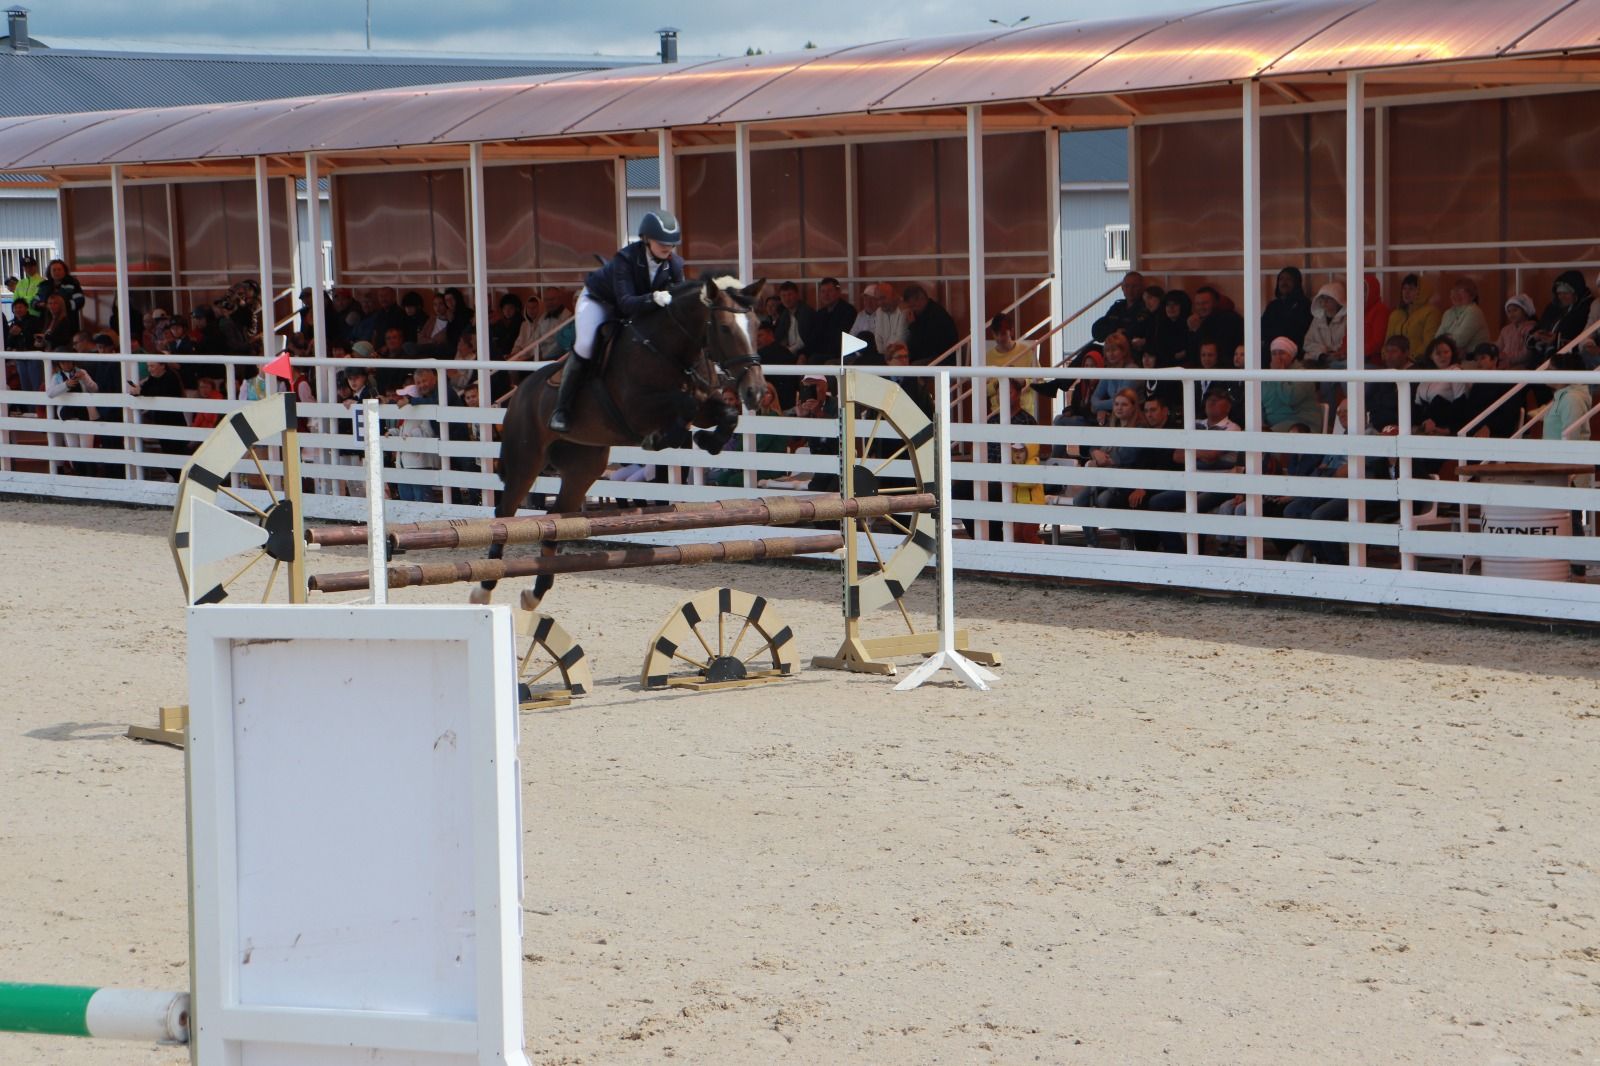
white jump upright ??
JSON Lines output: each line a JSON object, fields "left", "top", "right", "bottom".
{"left": 362, "top": 397, "right": 388, "bottom": 604}
{"left": 895, "top": 370, "right": 998, "bottom": 693}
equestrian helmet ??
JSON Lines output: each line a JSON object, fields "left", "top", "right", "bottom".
{"left": 638, "top": 210, "right": 682, "bottom": 247}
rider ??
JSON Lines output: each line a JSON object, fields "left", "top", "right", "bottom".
{"left": 549, "top": 210, "right": 686, "bottom": 432}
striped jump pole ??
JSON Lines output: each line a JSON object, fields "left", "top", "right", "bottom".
{"left": 309, "top": 533, "right": 845, "bottom": 595}
{"left": 306, "top": 493, "right": 935, "bottom": 552}
{"left": 0, "top": 982, "right": 189, "bottom": 1045}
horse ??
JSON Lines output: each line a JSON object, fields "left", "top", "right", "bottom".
{"left": 470, "top": 273, "right": 767, "bottom": 609}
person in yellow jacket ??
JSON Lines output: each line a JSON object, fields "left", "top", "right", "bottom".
{"left": 988, "top": 377, "right": 1044, "bottom": 543}
{"left": 984, "top": 313, "right": 1038, "bottom": 418}
{"left": 1385, "top": 273, "right": 1441, "bottom": 355}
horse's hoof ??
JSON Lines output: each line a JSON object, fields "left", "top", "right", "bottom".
{"left": 468, "top": 586, "right": 493, "bottom": 605}
{"left": 693, "top": 430, "right": 724, "bottom": 455}
{"left": 518, "top": 588, "right": 544, "bottom": 612}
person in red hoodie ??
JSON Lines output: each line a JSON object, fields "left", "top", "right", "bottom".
{"left": 1362, "top": 274, "right": 1390, "bottom": 366}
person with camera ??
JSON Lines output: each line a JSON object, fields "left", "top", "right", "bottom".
{"left": 46, "top": 356, "right": 99, "bottom": 475}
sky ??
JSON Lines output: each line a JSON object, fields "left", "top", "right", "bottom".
{"left": 36, "top": 0, "right": 1204, "bottom": 59}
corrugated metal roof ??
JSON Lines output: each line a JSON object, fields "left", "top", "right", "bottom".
{"left": 2, "top": 0, "right": 1598, "bottom": 172}
{"left": 0, "top": 45, "right": 633, "bottom": 118}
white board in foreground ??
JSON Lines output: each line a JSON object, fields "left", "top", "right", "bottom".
{"left": 186, "top": 604, "right": 528, "bottom": 1066}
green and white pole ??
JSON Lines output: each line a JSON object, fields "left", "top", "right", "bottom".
{"left": 0, "top": 983, "right": 189, "bottom": 1044}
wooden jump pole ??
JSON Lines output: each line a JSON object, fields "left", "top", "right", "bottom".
{"left": 307, "top": 493, "right": 934, "bottom": 553}
{"left": 309, "top": 533, "right": 846, "bottom": 595}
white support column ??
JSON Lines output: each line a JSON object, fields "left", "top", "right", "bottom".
{"left": 844, "top": 142, "right": 858, "bottom": 295}
{"left": 966, "top": 104, "right": 988, "bottom": 541}
{"left": 613, "top": 157, "right": 630, "bottom": 251}
{"left": 1240, "top": 82, "right": 1264, "bottom": 561}
{"left": 657, "top": 128, "right": 678, "bottom": 214}
{"left": 285, "top": 175, "right": 302, "bottom": 304}
{"left": 304, "top": 154, "right": 329, "bottom": 373}
{"left": 1345, "top": 74, "right": 1368, "bottom": 566}
{"left": 1045, "top": 126, "right": 1063, "bottom": 364}
{"left": 469, "top": 143, "right": 492, "bottom": 402}
{"left": 253, "top": 157, "right": 275, "bottom": 356}
{"left": 110, "top": 164, "right": 139, "bottom": 480}
{"left": 1373, "top": 104, "right": 1388, "bottom": 278}
{"left": 735, "top": 123, "right": 754, "bottom": 284}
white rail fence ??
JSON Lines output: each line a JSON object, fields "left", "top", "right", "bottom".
{"left": 3, "top": 354, "right": 1598, "bottom": 623}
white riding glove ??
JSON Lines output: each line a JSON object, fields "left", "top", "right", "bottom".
{"left": 651, "top": 290, "right": 672, "bottom": 308}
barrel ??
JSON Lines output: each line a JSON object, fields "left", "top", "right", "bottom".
{"left": 1478, "top": 506, "right": 1573, "bottom": 582}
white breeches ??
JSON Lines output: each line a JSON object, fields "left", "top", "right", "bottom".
{"left": 572, "top": 290, "right": 608, "bottom": 361}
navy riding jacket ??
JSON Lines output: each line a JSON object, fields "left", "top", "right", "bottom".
{"left": 584, "top": 241, "right": 686, "bottom": 318}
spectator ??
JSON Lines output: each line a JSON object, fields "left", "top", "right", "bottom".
{"left": 884, "top": 342, "right": 932, "bottom": 418}
{"left": 348, "top": 291, "right": 381, "bottom": 344}
{"left": 12, "top": 254, "right": 42, "bottom": 310}
{"left": 375, "top": 326, "right": 410, "bottom": 394}
{"left": 1281, "top": 398, "right": 1352, "bottom": 564}
{"left": 1414, "top": 336, "right": 1468, "bottom": 437}
{"left": 1151, "top": 289, "right": 1191, "bottom": 364}
{"left": 38, "top": 292, "right": 74, "bottom": 351}
{"left": 1302, "top": 282, "right": 1348, "bottom": 366}
{"left": 1366, "top": 336, "right": 1412, "bottom": 433}
{"left": 538, "top": 288, "right": 575, "bottom": 359}
{"left": 371, "top": 286, "right": 406, "bottom": 343}
{"left": 510, "top": 293, "right": 545, "bottom": 361}
{"left": 417, "top": 293, "right": 453, "bottom": 355}
{"left": 441, "top": 287, "right": 472, "bottom": 345}
{"left": 847, "top": 329, "right": 883, "bottom": 366}
{"left": 793, "top": 375, "right": 839, "bottom": 493}
{"left": 1130, "top": 285, "right": 1164, "bottom": 357}
{"left": 140, "top": 308, "right": 170, "bottom": 355}
{"left": 1461, "top": 342, "right": 1523, "bottom": 438}
{"left": 1386, "top": 274, "right": 1442, "bottom": 356}
{"left": 47, "top": 357, "right": 101, "bottom": 474}
{"left": 334, "top": 364, "right": 379, "bottom": 497}
{"left": 1499, "top": 294, "right": 1537, "bottom": 368}
{"left": 1089, "top": 331, "right": 1139, "bottom": 422}
{"left": 1034, "top": 340, "right": 1103, "bottom": 443}
{"left": 984, "top": 314, "right": 1037, "bottom": 418}
{"left": 1439, "top": 277, "right": 1490, "bottom": 353}
{"left": 1260, "top": 267, "right": 1313, "bottom": 356}
{"left": 1262, "top": 336, "right": 1321, "bottom": 431}
{"left": 127, "top": 360, "right": 187, "bottom": 459}
{"left": 1197, "top": 341, "right": 1244, "bottom": 419}
{"left": 490, "top": 293, "right": 522, "bottom": 359}
{"left": 983, "top": 377, "right": 1042, "bottom": 543}
{"left": 399, "top": 290, "right": 428, "bottom": 344}
{"left": 811, "top": 278, "right": 856, "bottom": 360}
{"left": 390, "top": 365, "right": 449, "bottom": 502}
{"left": 1361, "top": 274, "right": 1389, "bottom": 363}
{"left": 755, "top": 318, "right": 799, "bottom": 410}
{"left": 903, "top": 284, "right": 958, "bottom": 365}
{"left": 7, "top": 298, "right": 42, "bottom": 394}
{"left": 1136, "top": 345, "right": 1181, "bottom": 420}
{"left": 1091, "top": 270, "right": 1146, "bottom": 343}
{"left": 851, "top": 283, "right": 908, "bottom": 351}
{"left": 773, "top": 281, "right": 818, "bottom": 360}
{"left": 188, "top": 306, "right": 227, "bottom": 383}
{"left": 1531, "top": 270, "right": 1593, "bottom": 359}
{"left": 1112, "top": 393, "right": 1184, "bottom": 551}
{"left": 1147, "top": 384, "right": 1243, "bottom": 552}
{"left": 34, "top": 258, "right": 85, "bottom": 331}
{"left": 1541, "top": 349, "right": 1592, "bottom": 441}
{"left": 1073, "top": 387, "right": 1143, "bottom": 547}
{"left": 1186, "top": 285, "right": 1244, "bottom": 362}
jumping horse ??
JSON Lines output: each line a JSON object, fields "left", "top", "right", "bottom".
{"left": 471, "top": 273, "right": 767, "bottom": 609}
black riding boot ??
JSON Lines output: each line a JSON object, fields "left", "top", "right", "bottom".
{"left": 548, "top": 357, "right": 591, "bottom": 433}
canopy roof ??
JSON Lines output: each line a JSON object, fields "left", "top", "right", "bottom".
{"left": 4, "top": 0, "right": 1599, "bottom": 177}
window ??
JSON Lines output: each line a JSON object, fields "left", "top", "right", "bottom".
{"left": 1103, "top": 224, "right": 1131, "bottom": 272}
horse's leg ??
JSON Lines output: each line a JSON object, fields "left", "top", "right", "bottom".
{"left": 692, "top": 395, "right": 738, "bottom": 455}
{"left": 522, "top": 443, "right": 609, "bottom": 611}
{"left": 472, "top": 386, "right": 547, "bottom": 605}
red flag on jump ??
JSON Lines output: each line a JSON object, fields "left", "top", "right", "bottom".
{"left": 262, "top": 352, "right": 293, "bottom": 382}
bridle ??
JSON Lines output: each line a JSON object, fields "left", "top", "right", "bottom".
{"left": 650, "top": 289, "right": 761, "bottom": 393}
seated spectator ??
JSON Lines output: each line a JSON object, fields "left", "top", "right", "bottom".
{"left": 1137, "top": 346, "right": 1181, "bottom": 421}
{"left": 450, "top": 331, "right": 480, "bottom": 396}
{"left": 1499, "top": 294, "right": 1536, "bottom": 367}
{"left": 390, "top": 369, "right": 442, "bottom": 503}
{"left": 1262, "top": 336, "right": 1321, "bottom": 431}
{"left": 1091, "top": 271, "right": 1147, "bottom": 344}
{"left": 774, "top": 281, "right": 818, "bottom": 360}
{"left": 347, "top": 291, "right": 381, "bottom": 344}
{"left": 1152, "top": 289, "right": 1191, "bottom": 364}
{"left": 903, "top": 284, "right": 958, "bottom": 365}
{"left": 1186, "top": 285, "right": 1244, "bottom": 362}
{"left": 490, "top": 293, "right": 523, "bottom": 359}
{"left": 813, "top": 277, "right": 856, "bottom": 361}
{"left": 1129, "top": 285, "right": 1162, "bottom": 358}
{"left": 1110, "top": 393, "right": 1183, "bottom": 551}
{"left": 537, "top": 288, "right": 575, "bottom": 359}
{"left": 1147, "top": 385, "right": 1243, "bottom": 552}
{"left": 984, "top": 314, "right": 1037, "bottom": 418}
{"left": 984, "top": 377, "right": 1041, "bottom": 542}
{"left": 1361, "top": 275, "right": 1388, "bottom": 363}
{"left": 400, "top": 290, "right": 428, "bottom": 343}
{"left": 1089, "top": 331, "right": 1139, "bottom": 423}
{"left": 1531, "top": 270, "right": 1594, "bottom": 360}
{"left": 34, "top": 257, "right": 86, "bottom": 331}
{"left": 1541, "top": 349, "right": 1592, "bottom": 441}
{"left": 1460, "top": 342, "right": 1523, "bottom": 439}
{"left": 852, "top": 283, "right": 908, "bottom": 351}
{"left": 334, "top": 364, "right": 380, "bottom": 497}
{"left": 1072, "top": 387, "right": 1143, "bottom": 547}
{"left": 885, "top": 342, "right": 932, "bottom": 418}
{"left": 38, "top": 292, "right": 74, "bottom": 352}
{"left": 417, "top": 293, "right": 454, "bottom": 355}
{"left": 1302, "top": 282, "right": 1347, "bottom": 367}
{"left": 1414, "top": 335, "right": 1468, "bottom": 437}
{"left": 375, "top": 326, "right": 410, "bottom": 394}
{"left": 1387, "top": 273, "right": 1441, "bottom": 356}
{"left": 756, "top": 319, "right": 798, "bottom": 409}
{"left": 1261, "top": 267, "right": 1312, "bottom": 357}
{"left": 188, "top": 306, "right": 227, "bottom": 383}
{"left": 1366, "top": 336, "right": 1412, "bottom": 434}
{"left": 191, "top": 377, "right": 223, "bottom": 431}
{"left": 1197, "top": 341, "right": 1243, "bottom": 416}
{"left": 510, "top": 293, "right": 545, "bottom": 361}
{"left": 1439, "top": 277, "right": 1490, "bottom": 353}
{"left": 1036, "top": 340, "right": 1104, "bottom": 451}
{"left": 1281, "top": 398, "right": 1352, "bottom": 564}
{"left": 793, "top": 374, "right": 839, "bottom": 493}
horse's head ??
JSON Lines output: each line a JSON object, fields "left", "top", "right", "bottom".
{"left": 699, "top": 274, "right": 767, "bottom": 412}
